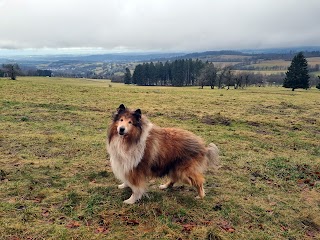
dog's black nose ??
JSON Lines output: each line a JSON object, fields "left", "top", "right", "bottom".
{"left": 119, "top": 127, "right": 125, "bottom": 135}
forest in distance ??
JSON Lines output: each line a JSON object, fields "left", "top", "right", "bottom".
{"left": 125, "top": 57, "right": 320, "bottom": 89}
{"left": 127, "top": 59, "right": 282, "bottom": 88}
{"left": 1, "top": 49, "right": 320, "bottom": 88}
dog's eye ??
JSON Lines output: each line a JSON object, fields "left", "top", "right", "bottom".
{"left": 128, "top": 121, "right": 132, "bottom": 124}
{"left": 120, "top": 119, "right": 123, "bottom": 122}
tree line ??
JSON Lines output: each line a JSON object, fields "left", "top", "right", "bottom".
{"left": 124, "top": 58, "right": 320, "bottom": 89}
{"left": 0, "top": 63, "right": 52, "bottom": 80}
{"left": 129, "top": 59, "right": 205, "bottom": 86}
{"left": 2, "top": 53, "right": 319, "bottom": 90}
{"left": 124, "top": 52, "right": 320, "bottom": 91}
{"left": 127, "top": 59, "right": 233, "bottom": 87}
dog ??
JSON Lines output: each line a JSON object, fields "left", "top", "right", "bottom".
{"left": 107, "top": 104, "right": 219, "bottom": 204}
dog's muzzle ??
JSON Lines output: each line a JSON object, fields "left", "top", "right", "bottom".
{"left": 118, "top": 126, "right": 126, "bottom": 135}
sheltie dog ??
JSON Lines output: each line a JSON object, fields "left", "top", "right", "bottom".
{"left": 107, "top": 104, "right": 219, "bottom": 204}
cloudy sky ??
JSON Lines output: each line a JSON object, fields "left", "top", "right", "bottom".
{"left": 0, "top": 0, "right": 319, "bottom": 54}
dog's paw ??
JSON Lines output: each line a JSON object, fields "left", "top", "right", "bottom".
{"left": 195, "top": 195, "right": 205, "bottom": 199}
{"left": 123, "top": 198, "right": 136, "bottom": 204}
{"left": 118, "top": 183, "right": 127, "bottom": 189}
{"left": 159, "top": 184, "right": 168, "bottom": 190}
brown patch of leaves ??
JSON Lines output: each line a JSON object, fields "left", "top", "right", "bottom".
{"left": 8, "top": 237, "right": 34, "bottom": 240}
{"left": 218, "top": 220, "right": 235, "bottom": 233}
{"left": 296, "top": 164, "right": 320, "bottom": 188}
{"left": 181, "top": 223, "right": 196, "bottom": 233}
{"left": 41, "top": 209, "right": 50, "bottom": 217}
{"left": 94, "top": 226, "right": 109, "bottom": 234}
{"left": 66, "top": 220, "right": 81, "bottom": 229}
{"left": 121, "top": 216, "right": 139, "bottom": 226}
{"left": 168, "top": 213, "right": 213, "bottom": 234}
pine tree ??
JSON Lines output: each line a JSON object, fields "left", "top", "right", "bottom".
{"left": 132, "top": 64, "right": 143, "bottom": 85}
{"left": 283, "top": 52, "right": 310, "bottom": 91}
{"left": 316, "top": 76, "right": 320, "bottom": 90}
{"left": 148, "top": 62, "right": 156, "bottom": 85}
{"left": 124, "top": 68, "right": 132, "bottom": 84}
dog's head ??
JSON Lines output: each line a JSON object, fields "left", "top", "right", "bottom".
{"left": 113, "top": 104, "right": 142, "bottom": 136}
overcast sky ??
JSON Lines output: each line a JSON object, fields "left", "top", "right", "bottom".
{"left": 0, "top": 0, "right": 320, "bottom": 54}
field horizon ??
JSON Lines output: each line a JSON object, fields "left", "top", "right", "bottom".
{"left": 0, "top": 77, "right": 319, "bottom": 239}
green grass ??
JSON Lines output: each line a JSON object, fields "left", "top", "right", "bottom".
{"left": 1, "top": 77, "right": 320, "bottom": 239}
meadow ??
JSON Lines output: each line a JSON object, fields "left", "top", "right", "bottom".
{"left": 0, "top": 77, "right": 319, "bottom": 240}
{"left": 238, "top": 57, "right": 320, "bottom": 76}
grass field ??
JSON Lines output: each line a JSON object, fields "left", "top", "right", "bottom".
{"left": 241, "top": 57, "right": 320, "bottom": 75}
{"left": 0, "top": 77, "right": 319, "bottom": 240}
{"left": 236, "top": 70, "right": 287, "bottom": 75}
{"left": 250, "top": 60, "right": 291, "bottom": 68}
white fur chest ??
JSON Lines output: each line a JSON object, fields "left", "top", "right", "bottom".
{"left": 107, "top": 122, "right": 153, "bottom": 183}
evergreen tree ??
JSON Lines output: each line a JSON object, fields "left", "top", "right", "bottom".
{"left": 143, "top": 63, "right": 149, "bottom": 85}
{"left": 171, "top": 60, "right": 184, "bottom": 86}
{"left": 159, "top": 62, "right": 166, "bottom": 85}
{"left": 164, "top": 61, "right": 171, "bottom": 85}
{"left": 194, "top": 59, "right": 205, "bottom": 84}
{"left": 187, "top": 58, "right": 194, "bottom": 85}
{"left": 132, "top": 64, "right": 143, "bottom": 85}
{"left": 131, "top": 59, "right": 206, "bottom": 86}
{"left": 148, "top": 62, "right": 157, "bottom": 85}
{"left": 283, "top": 52, "right": 310, "bottom": 91}
{"left": 124, "top": 68, "right": 132, "bottom": 84}
{"left": 316, "top": 76, "right": 320, "bottom": 90}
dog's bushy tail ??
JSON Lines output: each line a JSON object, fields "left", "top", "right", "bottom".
{"left": 206, "top": 143, "right": 220, "bottom": 169}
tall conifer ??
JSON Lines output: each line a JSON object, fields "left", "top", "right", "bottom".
{"left": 283, "top": 52, "right": 309, "bottom": 91}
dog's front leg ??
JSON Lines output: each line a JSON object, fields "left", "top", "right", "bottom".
{"left": 123, "top": 186, "right": 145, "bottom": 204}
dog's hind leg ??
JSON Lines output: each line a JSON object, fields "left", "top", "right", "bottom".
{"left": 192, "top": 174, "right": 205, "bottom": 198}
{"left": 159, "top": 172, "right": 177, "bottom": 189}
{"left": 195, "top": 183, "right": 205, "bottom": 199}
{"left": 182, "top": 172, "right": 205, "bottom": 198}
{"left": 159, "top": 180, "right": 175, "bottom": 189}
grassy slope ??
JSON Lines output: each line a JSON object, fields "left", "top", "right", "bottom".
{"left": 0, "top": 77, "right": 319, "bottom": 240}
{"left": 239, "top": 57, "right": 320, "bottom": 75}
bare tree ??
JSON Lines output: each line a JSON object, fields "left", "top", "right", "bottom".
{"left": 217, "top": 66, "right": 229, "bottom": 89}
{"left": 2, "top": 63, "right": 21, "bottom": 80}
{"left": 224, "top": 68, "right": 234, "bottom": 89}
{"left": 234, "top": 72, "right": 250, "bottom": 89}
{"left": 198, "top": 63, "right": 217, "bottom": 89}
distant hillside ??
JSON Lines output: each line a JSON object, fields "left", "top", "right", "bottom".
{"left": 2, "top": 47, "right": 320, "bottom": 64}
{"left": 2, "top": 46, "right": 320, "bottom": 79}
{"left": 241, "top": 46, "right": 320, "bottom": 54}
{"left": 0, "top": 52, "right": 185, "bottom": 64}
{"left": 181, "top": 50, "right": 246, "bottom": 58}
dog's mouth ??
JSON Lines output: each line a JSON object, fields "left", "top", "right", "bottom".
{"left": 118, "top": 126, "right": 126, "bottom": 136}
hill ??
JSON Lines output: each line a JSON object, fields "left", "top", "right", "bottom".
{"left": 1, "top": 47, "right": 320, "bottom": 79}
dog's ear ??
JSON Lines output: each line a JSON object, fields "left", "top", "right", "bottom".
{"left": 117, "top": 104, "right": 126, "bottom": 113}
{"left": 133, "top": 109, "right": 141, "bottom": 120}
{"left": 135, "top": 109, "right": 141, "bottom": 115}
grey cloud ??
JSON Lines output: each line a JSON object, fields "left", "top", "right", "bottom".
{"left": 0, "top": 0, "right": 319, "bottom": 52}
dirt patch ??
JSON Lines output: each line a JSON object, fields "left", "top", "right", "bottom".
{"left": 201, "top": 114, "right": 231, "bottom": 126}
{"left": 247, "top": 121, "right": 261, "bottom": 127}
